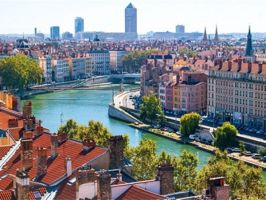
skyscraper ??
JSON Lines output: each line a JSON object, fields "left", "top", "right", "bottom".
{"left": 125, "top": 3, "right": 137, "bottom": 33}
{"left": 75, "top": 17, "right": 84, "bottom": 34}
{"left": 245, "top": 26, "right": 253, "bottom": 57}
{"left": 50, "top": 26, "right": 60, "bottom": 40}
{"left": 176, "top": 25, "right": 185, "bottom": 34}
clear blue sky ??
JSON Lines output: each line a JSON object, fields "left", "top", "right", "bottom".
{"left": 0, "top": 0, "right": 265, "bottom": 34}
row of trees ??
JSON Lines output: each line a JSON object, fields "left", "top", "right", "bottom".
{"left": 0, "top": 54, "right": 43, "bottom": 93}
{"left": 139, "top": 93, "right": 240, "bottom": 151}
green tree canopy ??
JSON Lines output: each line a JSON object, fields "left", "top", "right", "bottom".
{"left": 0, "top": 54, "right": 42, "bottom": 92}
{"left": 180, "top": 112, "right": 201, "bottom": 137}
{"left": 140, "top": 93, "right": 165, "bottom": 124}
{"left": 127, "top": 139, "right": 158, "bottom": 180}
{"left": 58, "top": 119, "right": 112, "bottom": 147}
{"left": 213, "top": 122, "right": 238, "bottom": 150}
{"left": 178, "top": 48, "right": 197, "bottom": 58}
{"left": 122, "top": 49, "right": 160, "bottom": 73}
{"left": 195, "top": 150, "right": 266, "bottom": 199}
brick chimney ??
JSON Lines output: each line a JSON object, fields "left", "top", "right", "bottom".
{"left": 108, "top": 135, "right": 124, "bottom": 169}
{"left": 83, "top": 138, "right": 96, "bottom": 150}
{"left": 23, "top": 118, "right": 35, "bottom": 131}
{"left": 21, "top": 136, "right": 33, "bottom": 170}
{"left": 65, "top": 157, "right": 72, "bottom": 177}
{"left": 157, "top": 162, "right": 174, "bottom": 195}
{"left": 35, "top": 125, "right": 44, "bottom": 137}
{"left": 36, "top": 147, "right": 47, "bottom": 177}
{"left": 22, "top": 101, "right": 32, "bottom": 119}
{"left": 206, "top": 177, "right": 230, "bottom": 200}
{"left": 97, "top": 170, "right": 111, "bottom": 200}
{"left": 50, "top": 134, "right": 58, "bottom": 158}
{"left": 57, "top": 132, "right": 68, "bottom": 144}
{"left": 8, "top": 119, "right": 18, "bottom": 128}
{"left": 76, "top": 166, "right": 97, "bottom": 199}
{"left": 15, "top": 169, "right": 30, "bottom": 200}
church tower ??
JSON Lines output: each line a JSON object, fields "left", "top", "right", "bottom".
{"left": 214, "top": 26, "right": 219, "bottom": 42}
{"left": 203, "top": 27, "right": 208, "bottom": 41}
{"left": 245, "top": 26, "right": 253, "bottom": 57}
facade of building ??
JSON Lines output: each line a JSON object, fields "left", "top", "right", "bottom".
{"left": 50, "top": 26, "right": 60, "bottom": 40}
{"left": 52, "top": 59, "right": 70, "bottom": 82}
{"left": 176, "top": 25, "right": 185, "bottom": 34}
{"left": 125, "top": 3, "right": 137, "bottom": 39}
{"left": 208, "top": 60, "right": 266, "bottom": 130}
{"left": 86, "top": 50, "right": 110, "bottom": 75}
{"left": 62, "top": 32, "right": 73, "bottom": 40}
{"left": 109, "top": 50, "right": 127, "bottom": 72}
{"left": 75, "top": 17, "right": 84, "bottom": 34}
{"left": 72, "top": 58, "right": 86, "bottom": 79}
{"left": 39, "top": 56, "right": 52, "bottom": 83}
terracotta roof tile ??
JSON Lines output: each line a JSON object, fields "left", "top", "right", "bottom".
{"left": 0, "top": 176, "right": 13, "bottom": 190}
{"left": 117, "top": 185, "right": 164, "bottom": 200}
{"left": 1, "top": 133, "right": 108, "bottom": 186}
{"left": 0, "top": 190, "right": 14, "bottom": 200}
{"left": 0, "top": 146, "right": 13, "bottom": 160}
{"left": 0, "top": 109, "right": 23, "bottom": 130}
{"left": 55, "top": 179, "right": 76, "bottom": 200}
{"left": 8, "top": 128, "right": 23, "bottom": 141}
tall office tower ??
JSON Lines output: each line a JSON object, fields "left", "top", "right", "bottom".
{"left": 50, "top": 26, "right": 60, "bottom": 40}
{"left": 75, "top": 17, "right": 84, "bottom": 34}
{"left": 176, "top": 25, "right": 185, "bottom": 34}
{"left": 125, "top": 3, "right": 137, "bottom": 33}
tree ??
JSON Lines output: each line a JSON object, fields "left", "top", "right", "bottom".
{"left": 0, "top": 54, "right": 42, "bottom": 93}
{"left": 129, "top": 139, "right": 158, "bottom": 180}
{"left": 239, "top": 142, "right": 246, "bottom": 155}
{"left": 58, "top": 119, "right": 112, "bottom": 147}
{"left": 258, "top": 147, "right": 266, "bottom": 157}
{"left": 122, "top": 49, "right": 160, "bottom": 73}
{"left": 195, "top": 150, "right": 266, "bottom": 199}
{"left": 213, "top": 122, "right": 238, "bottom": 150}
{"left": 180, "top": 112, "right": 201, "bottom": 137}
{"left": 178, "top": 48, "right": 197, "bottom": 58}
{"left": 140, "top": 93, "right": 165, "bottom": 124}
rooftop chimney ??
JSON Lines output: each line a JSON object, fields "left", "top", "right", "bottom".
{"left": 57, "top": 132, "right": 68, "bottom": 144}
{"left": 108, "top": 135, "right": 124, "bottom": 169}
{"left": 207, "top": 177, "right": 230, "bottom": 200}
{"left": 82, "top": 138, "right": 96, "bottom": 152}
{"left": 21, "top": 136, "right": 33, "bottom": 170}
{"left": 65, "top": 157, "right": 72, "bottom": 177}
{"left": 22, "top": 101, "right": 32, "bottom": 119}
{"left": 50, "top": 134, "right": 58, "bottom": 158}
{"left": 15, "top": 169, "right": 30, "bottom": 200}
{"left": 36, "top": 147, "right": 47, "bottom": 177}
{"left": 8, "top": 119, "right": 19, "bottom": 128}
{"left": 97, "top": 170, "right": 111, "bottom": 200}
{"left": 157, "top": 162, "right": 174, "bottom": 195}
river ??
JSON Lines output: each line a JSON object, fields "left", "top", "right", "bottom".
{"left": 24, "top": 87, "right": 266, "bottom": 179}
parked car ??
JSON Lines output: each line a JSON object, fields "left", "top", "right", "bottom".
{"left": 243, "top": 151, "right": 252, "bottom": 156}
{"left": 252, "top": 153, "right": 261, "bottom": 160}
{"left": 189, "top": 134, "right": 196, "bottom": 140}
{"left": 256, "top": 130, "right": 263, "bottom": 135}
{"left": 232, "top": 148, "right": 241, "bottom": 153}
{"left": 260, "top": 156, "right": 266, "bottom": 162}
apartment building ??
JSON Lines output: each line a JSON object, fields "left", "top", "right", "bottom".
{"left": 86, "top": 50, "right": 110, "bottom": 75}
{"left": 39, "top": 56, "right": 52, "bottom": 83}
{"left": 52, "top": 59, "right": 70, "bottom": 82}
{"left": 208, "top": 59, "right": 266, "bottom": 130}
{"left": 109, "top": 50, "right": 127, "bottom": 72}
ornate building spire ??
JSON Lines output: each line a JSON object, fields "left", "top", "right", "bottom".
{"left": 245, "top": 26, "right": 253, "bottom": 57}
{"left": 203, "top": 27, "right": 208, "bottom": 41}
{"left": 214, "top": 25, "right": 219, "bottom": 41}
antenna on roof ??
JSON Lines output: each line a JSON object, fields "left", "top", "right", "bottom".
{"left": 60, "top": 112, "right": 64, "bottom": 126}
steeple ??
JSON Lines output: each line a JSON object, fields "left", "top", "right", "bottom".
{"left": 214, "top": 26, "right": 219, "bottom": 41}
{"left": 203, "top": 27, "right": 208, "bottom": 41}
{"left": 245, "top": 26, "right": 253, "bottom": 57}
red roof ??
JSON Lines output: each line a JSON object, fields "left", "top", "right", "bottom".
{"left": 0, "top": 133, "right": 108, "bottom": 186}
{"left": 0, "top": 176, "right": 13, "bottom": 190}
{"left": 0, "top": 109, "right": 23, "bottom": 130}
{"left": 117, "top": 185, "right": 164, "bottom": 200}
{"left": 0, "top": 190, "right": 14, "bottom": 200}
{"left": 8, "top": 128, "right": 22, "bottom": 141}
{"left": 0, "top": 146, "right": 13, "bottom": 160}
{"left": 55, "top": 179, "right": 76, "bottom": 200}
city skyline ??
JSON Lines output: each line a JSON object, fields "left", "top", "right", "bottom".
{"left": 0, "top": 0, "right": 266, "bottom": 35}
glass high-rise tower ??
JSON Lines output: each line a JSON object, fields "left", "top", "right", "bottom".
{"left": 75, "top": 17, "right": 84, "bottom": 34}
{"left": 125, "top": 3, "right": 137, "bottom": 34}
